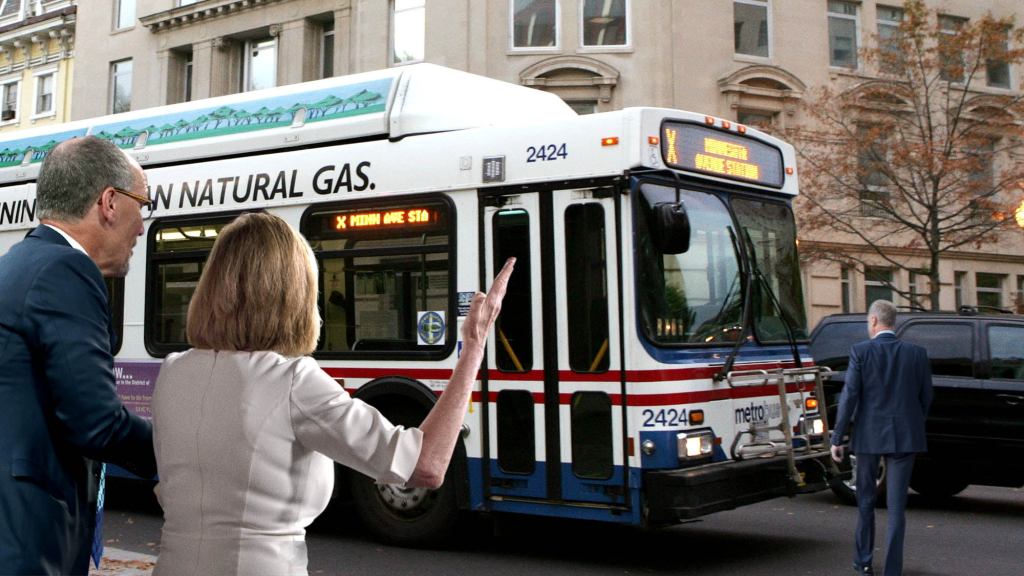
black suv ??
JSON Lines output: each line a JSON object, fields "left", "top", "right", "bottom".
{"left": 809, "top": 308, "right": 1024, "bottom": 503}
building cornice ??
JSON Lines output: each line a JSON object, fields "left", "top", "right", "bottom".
{"left": 139, "top": 0, "right": 291, "bottom": 33}
{"left": 0, "top": 5, "right": 74, "bottom": 74}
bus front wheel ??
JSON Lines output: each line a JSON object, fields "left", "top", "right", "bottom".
{"left": 349, "top": 458, "right": 459, "bottom": 547}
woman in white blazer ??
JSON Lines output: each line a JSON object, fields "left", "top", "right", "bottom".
{"left": 151, "top": 212, "right": 513, "bottom": 576}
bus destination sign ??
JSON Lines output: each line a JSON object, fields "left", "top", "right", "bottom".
{"left": 660, "top": 121, "right": 784, "bottom": 188}
{"left": 334, "top": 207, "right": 434, "bottom": 231}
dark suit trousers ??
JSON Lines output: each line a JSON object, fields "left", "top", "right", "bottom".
{"left": 855, "top": 452, "right": 915, "bottom": 576}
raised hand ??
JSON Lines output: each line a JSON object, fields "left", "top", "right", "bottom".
{"left": 461, "top": 257, "right": 515, "bottom": 348}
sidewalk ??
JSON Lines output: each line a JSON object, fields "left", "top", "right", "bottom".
{"left": 87, "top": 548, "right": 157, "bottom": 576}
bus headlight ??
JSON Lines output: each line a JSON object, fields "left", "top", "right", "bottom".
{"left": 677, "top": 431, "right": 713, "bottom": 459}
{"left": 799, "top": 416, "right": 824, "bottom": 436}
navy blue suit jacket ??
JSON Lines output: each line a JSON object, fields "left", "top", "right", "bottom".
{"left": 831, "top": 332, "right": 934, "bottom": 455}
{"left": 0, "top": 225, "right": 156, "bottom": 575}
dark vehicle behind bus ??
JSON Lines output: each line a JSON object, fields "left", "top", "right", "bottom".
{"left": 809, "top": 308, "right": 1024, "bottom": 503}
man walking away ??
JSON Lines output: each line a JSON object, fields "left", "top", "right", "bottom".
{"left": 830, "top": 299, "right": 933, "bottom": 576}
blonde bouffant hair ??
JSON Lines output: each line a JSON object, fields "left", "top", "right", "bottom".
{"left": 187, "top": 212, "right": 319, "bottom": 357}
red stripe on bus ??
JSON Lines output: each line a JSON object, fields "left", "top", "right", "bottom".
{"left": 324, "top": 361, "right": 808, "bottom": 384}
{"left": 470, "top": 382, "right": 805, "bottom": 407}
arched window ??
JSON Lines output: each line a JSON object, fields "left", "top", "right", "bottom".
{"left": 520, "top": 56, "right": 619, "bottom": 114}
{"left": 718, "top": 64, "right": 805, "bottom": 131}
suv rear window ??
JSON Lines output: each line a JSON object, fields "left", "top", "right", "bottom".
{"left": 988, "top": 325, "right": 1024, "bottom": 380}
{"left": 810, "top": 321, "right": 867, "bottom": 371}
{"left": 900, "top": 322, "right": 974, "bottom": 378}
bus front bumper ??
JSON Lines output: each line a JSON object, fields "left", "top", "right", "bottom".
{"left": 642, "top": 451, "right": 832, "bottom": 525}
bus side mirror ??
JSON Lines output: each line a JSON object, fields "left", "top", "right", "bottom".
{"left": 652, "top": 202, "right": 691, "bottom": 254}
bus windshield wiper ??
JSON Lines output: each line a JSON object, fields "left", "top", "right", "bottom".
{"left": 714, "top": 226, "right": 751, "bottom": 382}
{"left": 742, "top": 228, "right": 803, "bottom": 370}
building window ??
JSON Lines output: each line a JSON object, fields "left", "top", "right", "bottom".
{"left": 33, "top": 71, "right": 54, "bottom": 116}
{"left": 567, "top": 100, "right": 597, "bottom": 115}
{"left": 976, "top": 273, "right": 1004, "bottom": 310}
{"left": 967, "top": 139, "right": 995, "bottom": 192}
{"left": 840, "top": 265, "right": 852, "bottom": 313}
{"left": 954, "top": 271, "right": 967, "bottom": 309}
{"left": 512, "top": 0, "right": 558, "bottom": 49}
{"left": 581, "top": 0, "right": 627, "bottom": 47}
{"left": 321, "top": 21, "right": 335, "bottom": 79}
{"left": 1016, "top": 275, "right": 1024, "bottom": 313}
{"left": 1, "top": 80, "right": 19, "bottom": 123}
{"left": 876, "top": 5, "right": 904, "bottom": 74}
{"left": 734, "top": 0, "right": 769, "bottom": 58}
{"left": 392, "top": 0, "right": 425, "bottom": 64}
{"left": 986, "top": 26, "right": 1011, "bottom": 89}
{"left": 939, "top": 15, "right": 967, "bottom": 82}
{"left": 110, "top": 59, "right": 132, "bottom": 114}
{"left": 115, "top": 0, "right": 135, "bottom": 30}
{"left": 827, "top": 1, "right": 858, "bottom": 68}
{"left": 737, "top": 109, "right": 775, "bottom": 130}
{"left": 183, "top": 53, "right": 193, "bottom": 102}
{"left": 243, "top": 38, "right": 277, "bottom": 92}
{"left": 864, "top": 267, "right": 892, "bottom": 309}
{"left": 908, "top": 270, "right": 928, "bottom": 308}
{"left": 178, "top": 0, "right": 201, "bottom": 6}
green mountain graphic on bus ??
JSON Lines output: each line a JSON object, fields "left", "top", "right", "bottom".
{"left": 0, "top": 78, "right": 392, "bottom": 167}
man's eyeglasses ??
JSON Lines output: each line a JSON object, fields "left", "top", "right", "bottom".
{"left": 112, "top": 187, "right": 153, "bottom": 220}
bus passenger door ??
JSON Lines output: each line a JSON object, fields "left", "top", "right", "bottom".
{"left": 482, "top": 188, "right": 626, "bottom": 509}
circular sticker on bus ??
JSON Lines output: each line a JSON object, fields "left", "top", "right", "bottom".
{"left": 417, "top": 311, "right": 446, "bottom": 345}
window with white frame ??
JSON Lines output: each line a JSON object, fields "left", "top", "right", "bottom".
{"left": 178, "top": 0, "right": 201, "bottom": 6}
{"left": 864, "top": 267, "right": 893, "bottom": 309}
{"left": 976, "top": 272, "right": 1004, "bottom": 309}
{"left": 321, "top": 21, "right": 335, "bottom": 79}
{"left": 827, "top": 0, "right": 858, "bottom": 69}
{"left": 243, "top": 38, "right": 277, "bottom": 92}
{"left": 34, "top": 70, "right": 54, "bottom": 116}
{"left": 734, "top": 0, "right": 769, "bottom": 58}
{"left": 183, "top": 52, "right": 193, "bottom": 102}
{"left": 581, "top": 0, "right": 628, "bottom": 47}
{"left": 986, "top": 26, "right": 1011, "bottom": 89}
{"left": 512, "top": 0, "right": 558, "bottom": 49}
{"left": 110, "top": 59, "right": 132, "bottom": 114}
{"left": 840, "top": 265, "right": 852, "bottom": 313}
{"left": 954, "top": 271, "right": 967, "bottom": 309}
{"left": 938, "top": 15, "right": 967, "bottom": 82}
{"left": 115, "top": 0, "right": 136, "bottom": 30}
{"left": 392, "top": 0, "right": 425, "bottom": 64}
{"left": 876, "top": 5, "right": 904, "bottom": 74}
{"left": 1, "top": 79, "right": 19, "bottom": 123}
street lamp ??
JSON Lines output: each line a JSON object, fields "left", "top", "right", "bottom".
{"left": 1016, "top": 198, "right": 1024, "bottom": 229}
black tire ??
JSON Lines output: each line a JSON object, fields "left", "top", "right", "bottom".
{"left": 349, "top": 461, "right": 460, "bottom": 547}
{"left": 348, "top": 396, "right": 461, "bottom": 547}
{"left": 830, "top": 450, "right": 887, "bottom": 507}
{"left": 910, "top": 462, "right": 969, "bottom": 499}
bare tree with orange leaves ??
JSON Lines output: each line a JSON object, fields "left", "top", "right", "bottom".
{"left": 792, "top": 0, "right": 1024, "bottom": 310}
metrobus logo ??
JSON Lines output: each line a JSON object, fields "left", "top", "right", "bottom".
{"left": 735, "top": 400, "right": 781, "bottom": 425}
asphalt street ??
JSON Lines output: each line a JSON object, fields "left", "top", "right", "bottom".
{"left": 95, "top": 478, "right": 1023, "bottom": 576}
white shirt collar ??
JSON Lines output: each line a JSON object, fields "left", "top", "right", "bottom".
{"left": 874, "top": 329, "right": 896, "bottom": 338}
{"left": 43, "top": 223, "right": 88, "bottom": 256}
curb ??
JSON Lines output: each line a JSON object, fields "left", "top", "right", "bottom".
{"left": 87, "top": 547, "right": 157, "bottom": 576}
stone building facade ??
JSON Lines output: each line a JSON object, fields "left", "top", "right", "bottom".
{"left": 71, "top": 0, "right": 1024, "bottom": 328}
{"left": 0, "top": 0, "right": 75, "bottom": 134}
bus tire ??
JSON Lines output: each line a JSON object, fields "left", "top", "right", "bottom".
{"left": 349, "top": 452, "right": 460, "bottom": 547}
{"left": 348, "top": 386, "right": 461, "bottom": 547}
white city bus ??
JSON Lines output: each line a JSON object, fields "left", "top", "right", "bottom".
{"left": 0, "top": 64, "right": 835, "bottom": 544}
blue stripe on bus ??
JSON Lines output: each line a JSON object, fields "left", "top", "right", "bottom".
{"left": 639, "top": 340, "right": 811, "bottom": 365}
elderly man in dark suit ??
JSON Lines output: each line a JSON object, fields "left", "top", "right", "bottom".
{"left": 831, "top": 299, "right": 933, "bottom": 576}
{"left": 0, "top": 136, "right": 157, "bottom": 575}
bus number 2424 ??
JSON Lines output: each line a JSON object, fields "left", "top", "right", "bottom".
{"left": 641, "top": 408, "right": 689, "bottom": 427}
{"left": 527, "top": 143, "right": 568, "bottom": 163}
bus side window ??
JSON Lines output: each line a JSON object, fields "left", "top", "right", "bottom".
{"left": 493, "top": 209, "right": 532, "bottom": 372}
{"left": 497, "top": 389, "right": 535, "bottom": 474}
{"left": 571, "top": 391, "right": 613, "bottom": 480}
{"left": 146, "top": 218, "right": 233, "bottom": 356}
{"left": 565, "top": 203, "right": 609, "bottom": 373}
{"left": 105, "top": 277, "right": 125, "bottom": 355}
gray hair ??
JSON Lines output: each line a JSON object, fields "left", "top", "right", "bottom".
{"left": 36, "top": 136, "right": 138, "bottom": 222}
{"left": 868, "top": 299, "right": 897, "bottom": 328}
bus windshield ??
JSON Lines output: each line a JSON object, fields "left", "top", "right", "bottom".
{"left": 636, "top": 183, "right": 807, "bottom": 346}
